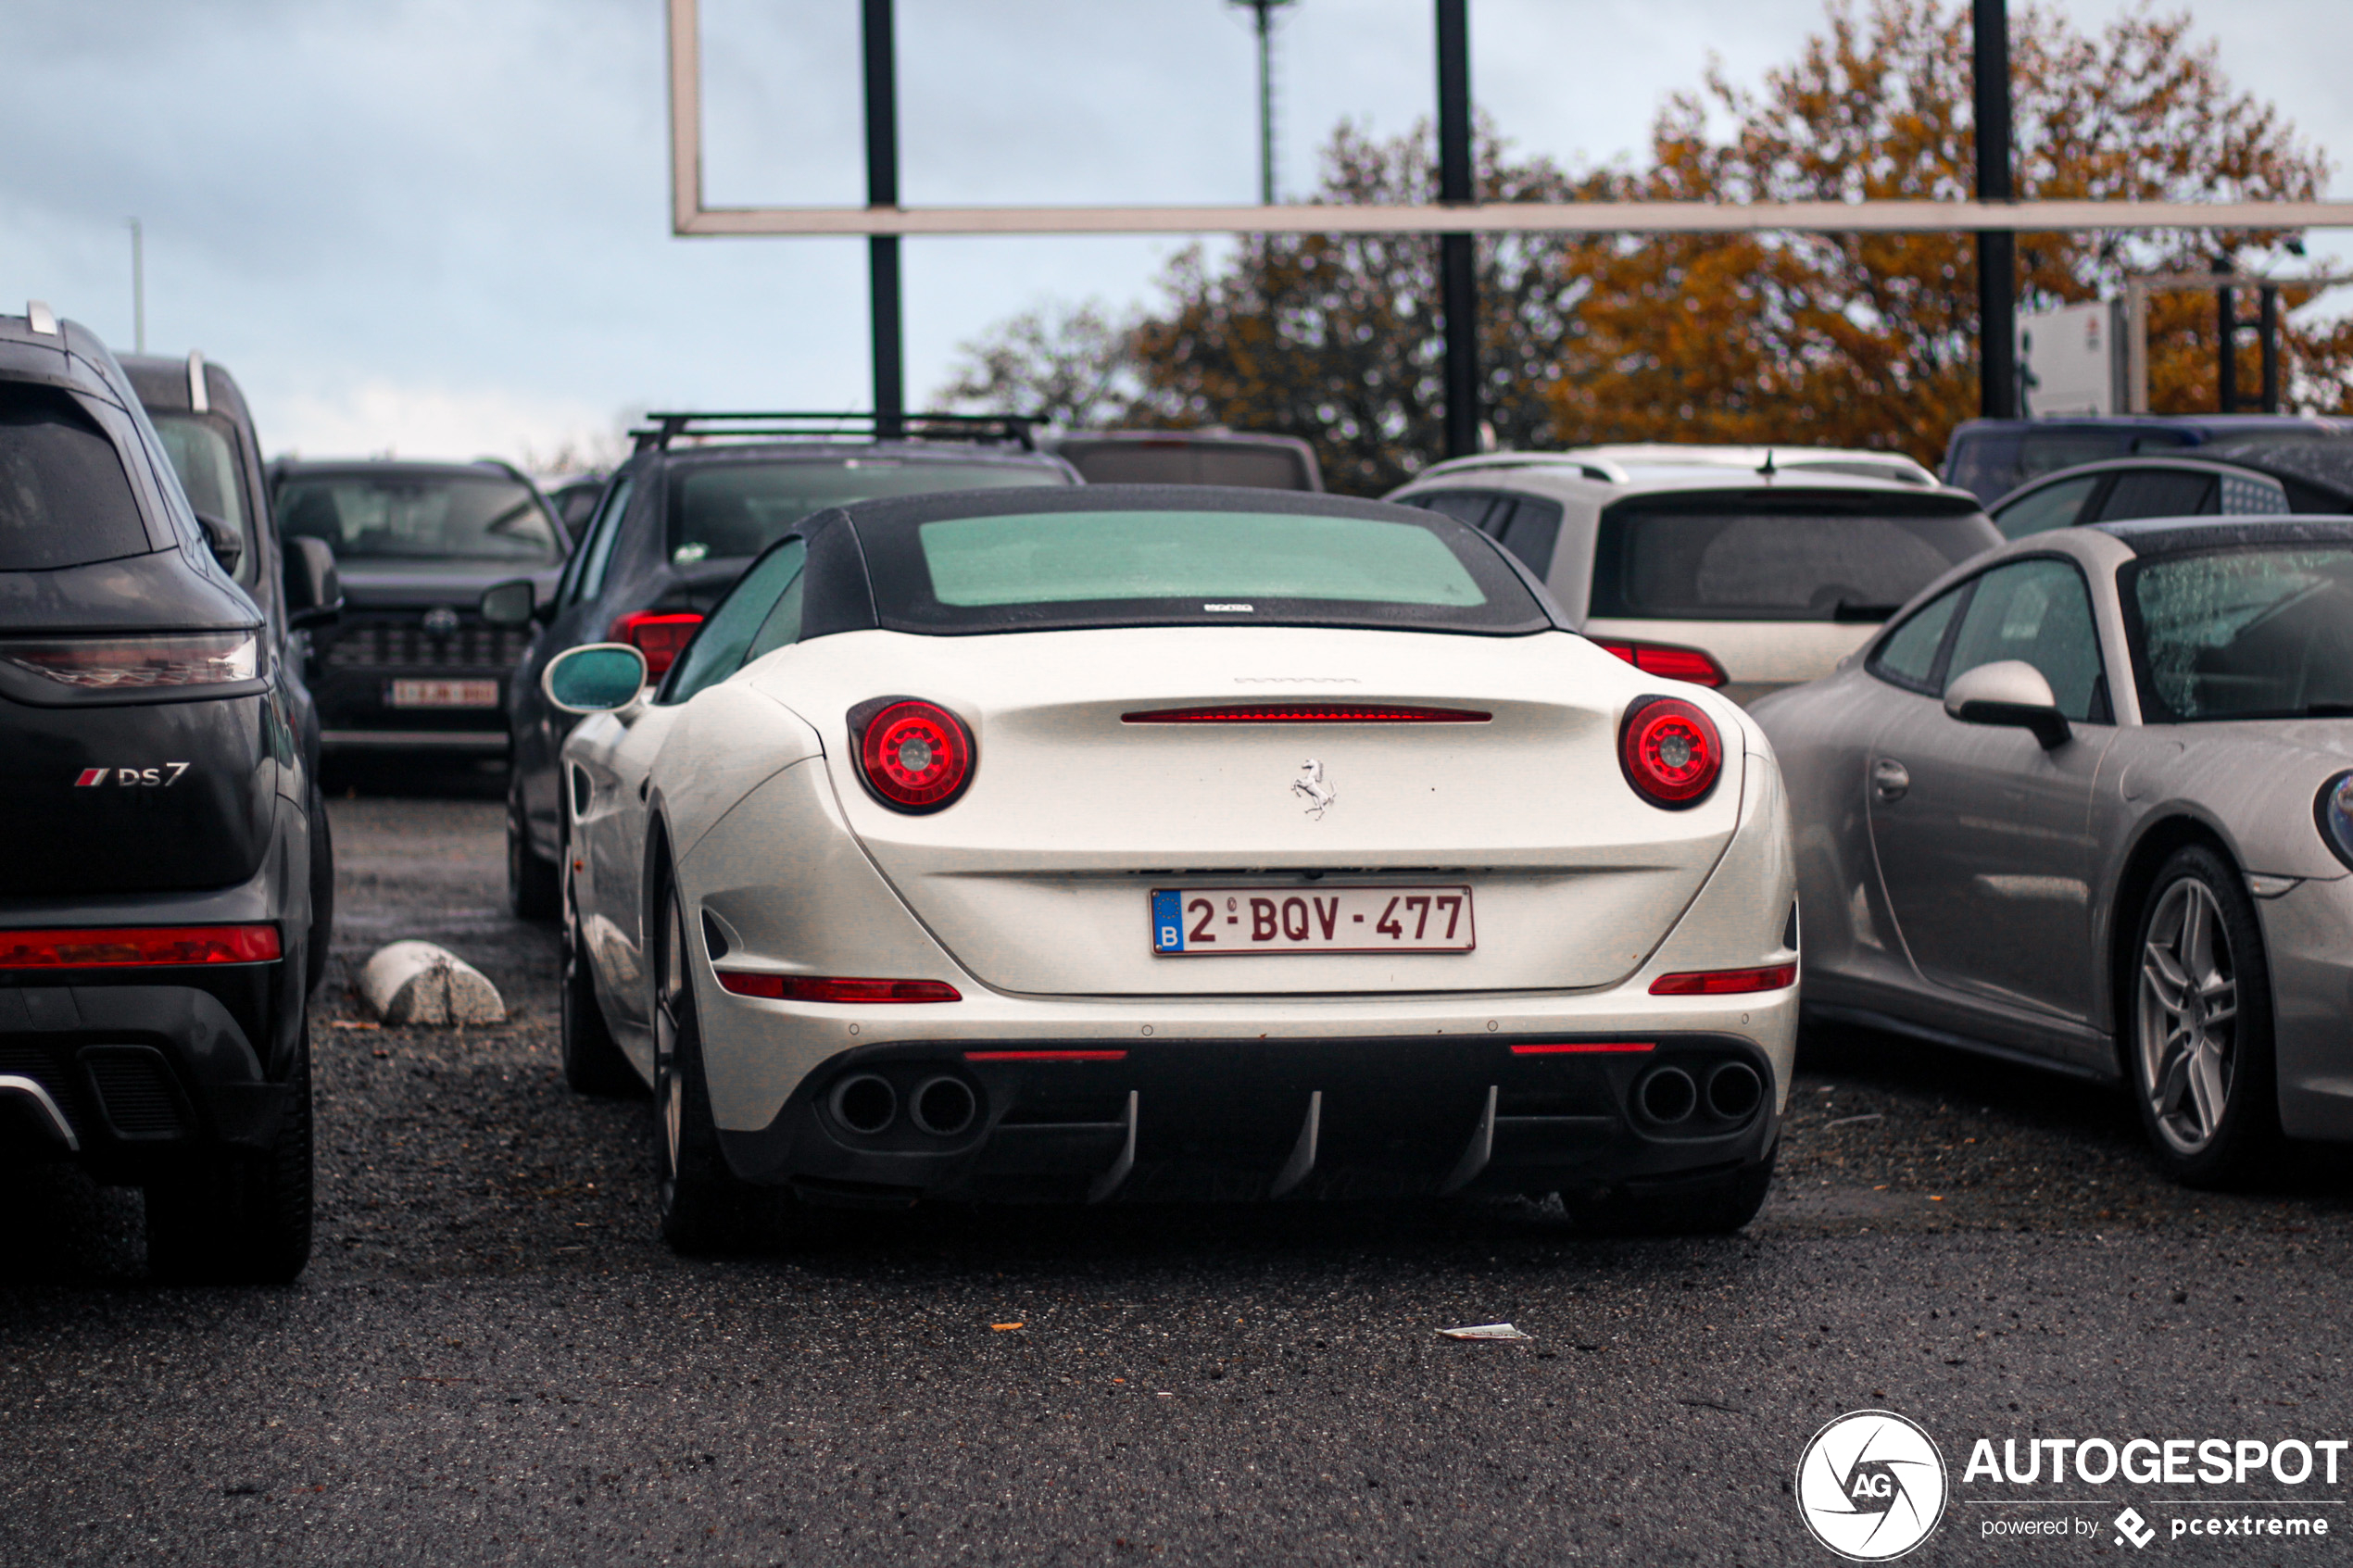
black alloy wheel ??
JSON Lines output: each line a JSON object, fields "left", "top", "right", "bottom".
{"left": 652, "top": 878, "right": 761, "bottom": 1251}
{"left": 560, "top": 866, "right": 642, "bottom": 1097}
{"left": 507, "top": 772, "right": 560, "bottom": 922}
{"left": 145, "top": 1022, "right": 314, "bottom": 1285}
{"left": 2129, "top": 844, "right": 2280, "bottom": 1187}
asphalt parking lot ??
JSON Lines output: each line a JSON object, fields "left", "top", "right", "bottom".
{"left": 6, "top": 771, "right": 2353, "bottom": 1565}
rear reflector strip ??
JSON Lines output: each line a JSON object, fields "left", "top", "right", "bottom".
{"left": 963, "top": 1049, "right": 1130, "bottom": 1063}
{"left": 1648, "top": 963, "right": 1798, "bottom": 996}
{"left": 0, "top": 924, "right": 281, "bottom": 970}
{"left": 1509, "top": 1041, "right": 1656, "bottom": 1055}
{"left": 1122, "top": 704, "right": 1491, "bottom": 724}
{"left": 713, "top": 972, "right": 960, "bottom": 1004}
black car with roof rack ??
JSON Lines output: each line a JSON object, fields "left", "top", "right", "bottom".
{"left": 0, "top": 305, "right": 337, "bottom": 1283}
{"left": 480, "top": 411, "right": 1078, "bottom": 939}
{"left": 269, "top": 457, "right": 569, "bottom": 759}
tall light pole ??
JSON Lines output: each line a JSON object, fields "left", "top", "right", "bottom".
{"left": 1228, "top": 0, "right": 1297, "bottom": 204}
{"left": 1972, "top": 0, "right": 2016, "bottom": 419}
{"left": 1436, "top": 0, "right": 1477, "bottom": 458}
{"left": 863, "top": 0, "right": 902, "bottom": 431}
{"left": 128, "top": 219, "right": 145, "bottom": 353}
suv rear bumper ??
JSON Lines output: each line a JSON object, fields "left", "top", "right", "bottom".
{"left": 716, "top": 1031, "right": 1779, "bottom": 1207}
{"left": 0, "top": 983, "right": 288, "bottom": 1173}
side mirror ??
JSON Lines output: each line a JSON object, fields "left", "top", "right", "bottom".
{"left": 195, "top": 510, "right": 244, "bottom": 576}
{"left": 480, "top": 578, "right": 539, "bottom": 628}
{"left": 1944, "top": 659, "right": 2070, "bottom": 747}
{"left": 544, "top": 643, "right": 648, "bottom": 715}
{"left": 283, "top": 537, "right": 343, "bottom": 629}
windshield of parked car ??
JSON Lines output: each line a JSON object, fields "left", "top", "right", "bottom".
{"left": 670, "top": 458, "right": 1066, "bottom": 565}
{"left": 0, "top": 384, "right": 151, "bottom": 571}
{"left": 148, "top": 413, "right": 253, "bottom": 582}
{"left": 858, "top": 506, "right": 1548, "bottom": 634}
{"left": 2130, "top": 545, "right": 2353, "bottom": 721}
{"left": 276, "top": 472, "right": 561, "bottom": 566}
{"left": 1589, "top": 494, "right": 1998, "bottom": 621}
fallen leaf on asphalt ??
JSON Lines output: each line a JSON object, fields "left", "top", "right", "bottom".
{"left": 1439, "top": 1323, "right": 1530, "bottom": 1341}
{"left": 990, "top": 1323, "right": 1024, "bottom": 1332}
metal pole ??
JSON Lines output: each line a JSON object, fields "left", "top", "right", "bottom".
{"left": 862, "top": 0, "right": 903, "bottom": 432}
{"left": 2259, "top": 284, "right": 2281, "bottom": 413}
{"left": 2217, "top": 277, "right": 2237, "bottom": 412}
{"left": 1971, "top": 0, "right": 2016, "bottom": 420}
{"left": 1436, "top": 0, "right": 1477, "bottom": 459}
{"left": 1255, "top": 4, "right": 1277, "bottom": 204}
{"left": 128, "top": 219, "right": 145, "bottom": 354}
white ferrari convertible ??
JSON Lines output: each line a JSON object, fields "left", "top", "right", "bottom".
{"left": 542, "top": 486, "right": 1797, "bottom": 1248}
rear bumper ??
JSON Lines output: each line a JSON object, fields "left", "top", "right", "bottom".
{"left": 716, "top": 1030, "right": 1779, "bottom": 1205}
{"left": 0, "top": 983, "right": 288, "bottom": 1173}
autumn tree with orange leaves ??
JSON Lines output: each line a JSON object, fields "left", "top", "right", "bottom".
{"left": 939, "top": 0, "right": 2351, "bottom": 495}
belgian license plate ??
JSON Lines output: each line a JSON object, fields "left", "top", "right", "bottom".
{"left": 1151, "top": 885, "right": 1475, "bottom": 956}
{"left": 386, "top": 679, "right": 499, "bottom": 709}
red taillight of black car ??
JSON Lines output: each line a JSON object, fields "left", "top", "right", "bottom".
{"left": 1618, "top": 695, "right": 1724, "bottom": 809}
{"left": 0, "top": 924, "right": 281, "bottom": 969}
{"left": 608, "top": 611, "right": 703, "bottom": 676}
{"left": 853, "top": 698, "right": 976, "bottom": 812}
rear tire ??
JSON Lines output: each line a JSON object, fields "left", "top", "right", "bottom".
{"left": 2127, "top": 845, "right": 2280, "bottom": 1188}
{"left": 1567, "top": 1143, "right": 1777, "bottom": 1237}
{"left": 145, "top": 1022, "right": 314, "bottom": 1285}
{"left": 508, "top": 775, "right": 560, "bottom": 922}
{"left": 561, "top": 872, "right": 641, "bottom": 1097}
{"left": 652, "top": 877, "right": 763, "bottom": 1252}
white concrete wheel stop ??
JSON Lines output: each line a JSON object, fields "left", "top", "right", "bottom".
{"left": 359, "top": 941, "right": 506, "bottom": 1026}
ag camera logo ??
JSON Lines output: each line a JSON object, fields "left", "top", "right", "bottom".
{"left": 1795, "top": 1410, "right": 1949, "bottom": 1561}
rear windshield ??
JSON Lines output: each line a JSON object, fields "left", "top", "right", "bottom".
{"left": 859, "top": 507, "right": 1547, "bottom": 635}
{"left": 671, "top": 458, "right": 1066, "bottom": 565}
{"left": 1589, "top": 495, "right": 1997, "bottom": 621}
{"left": 0, "top": 386, "right": 151, "bottom": 571}
{"left": 277, "top": 473, "right": 561, "bottom": 566}
{"left": 2128, "top": 546, "right": 2353, "bottom": 721}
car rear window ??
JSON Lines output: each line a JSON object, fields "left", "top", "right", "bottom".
{"left": 1588, "top": 493, "right": 1997, "bottom": 621}
{"left": 0, "top": 385, "right": 151, "bottom": 571}
{"left": 670, "top": 458, "right": 1066, "bottom": 565}
{"left": 2128, "top": 545, "right": 2353, "bottom": 721}
{"left": 278, "top": 473, "right": 561, "bottom": 566}
{"left": 858, "top": 506, "right": 1548, "bottom": 635}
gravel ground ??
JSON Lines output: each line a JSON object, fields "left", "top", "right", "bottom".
{"left": 5, "top": 776, "right": 2353, "bottom": 1564}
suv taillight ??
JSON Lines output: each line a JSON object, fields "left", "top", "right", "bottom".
{"left": 0, "top": 632, "right": 258, "bottom": 691}
{"left": 608, "top": 611, "right": 702, "bottom": 676}
{"left": 853, "top": 698, "right": 975, "bottom": 813}
{"left": 1591, "top": 638, "right": 1727, "bottom": 687}
{"left": 1618, "top": 696, "right": 1724, "bottom": 809}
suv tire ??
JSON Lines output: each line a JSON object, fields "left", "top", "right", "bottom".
{"left": 562, "top": 872, "right": 640, "bottom": 1097}
{"left": 145, "top": 1022, "right": 314, "bottom": 1285}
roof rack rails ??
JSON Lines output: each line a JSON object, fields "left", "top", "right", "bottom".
{"left": 629, "top": 410, "right": 1040, "bottom": 454}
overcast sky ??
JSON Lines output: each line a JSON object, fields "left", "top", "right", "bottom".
{"left": 5, "top": 0, "right": 2347, "bottom": 467}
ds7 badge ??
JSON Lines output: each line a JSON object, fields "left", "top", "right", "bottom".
{"left": 75, "top": 763, "right": 191, "bottom": 787}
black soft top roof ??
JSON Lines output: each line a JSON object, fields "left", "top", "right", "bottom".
{"left": 785, "top": 483, "right": 1564, "bottom": 641}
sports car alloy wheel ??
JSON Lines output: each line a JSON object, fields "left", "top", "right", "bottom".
{"left": 560, "top": 868, "right": 638, "bottom": 1096}
{"left": 650, "top": 878, "right": 770, "bottom": 1250}
{"left": 2129, "top": 846, "right": 2278, "bottom": 1185}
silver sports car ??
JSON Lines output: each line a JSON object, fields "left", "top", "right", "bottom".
{"left": 1753, "top": 516, "right": 2353, "bottom": 1185}
{"left": 539, "top": 486, "right": 1798, "bottom": 1248}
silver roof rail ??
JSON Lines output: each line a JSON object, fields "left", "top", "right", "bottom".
{"left": 1419, "top": 451, "right": 1630, "bottom": 484}
{"left": 25, "top": 300, "right": 57, "bottom": 336}
{"left": 187, "top": 350, "right": 209, "bottom": 412}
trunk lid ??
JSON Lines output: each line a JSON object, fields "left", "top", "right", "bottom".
{"left": 757, "top": 626, "right": 1747, "bottom": 997}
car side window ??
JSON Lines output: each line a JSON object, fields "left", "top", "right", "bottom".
{"left": 1493, "top": 495, "right": 1564, "bottom": 579}
{"left": 1867, "top": 583, "right": 1966, "bottom": 692}
{"left": 566, "top": 473, "right": 634, "bottom": 606}
{"left": 1410, "top": 490, "right": 1509, "bottom": 533}
{"left": 1990, "top": 475, "right": 2097, "bottom": 539}
{"left": 660, "top": 537, "right": 807, "bottom": 706}
{"left": 2095, "top": 469, "right": 2218, "bottom": 522}
{"left": 1942, "top": 558, "right": 2108, "bottom": 722}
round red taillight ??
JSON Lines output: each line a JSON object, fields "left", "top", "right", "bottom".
{"left": 1618, "top": 696, "right": 1723, "bottom": 809}
{"left": 854, "top": 698, "right": 975, "bottom": 812}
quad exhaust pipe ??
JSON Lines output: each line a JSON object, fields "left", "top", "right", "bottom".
{"left": 829, "top": 1072, "right": 981, "bottom": 1138}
